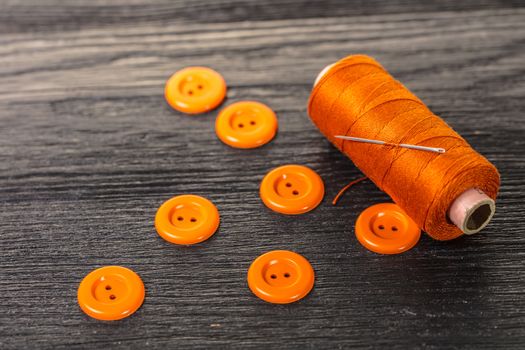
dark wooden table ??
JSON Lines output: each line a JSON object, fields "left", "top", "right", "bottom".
{"left": 1, "top": 1, "right": 524, "bottom": 348}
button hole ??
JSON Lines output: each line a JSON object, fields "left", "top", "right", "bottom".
{"left": 238, "top": 123, "right": 244, "bottom": 128}
{"left": 292, "top": 190, "right": 299, "bottom": 195}
{"left": 190, "top": 217, "right": 197, "bottom": 222}
{"left": 270, "top": 274, "right": 277, "bottom": 279}
{"left": 285, "top": 183, "right": 292, "bottom": 187}
{"left": 109, "top": 295, "right": 116, "bottom": 300}
{"left": 250, "top": 121, "right": 256, "bottom": 125}
{"left": 188, "top": 90, "right": 193, "bottom": 95}
{"left": 177, "top": 216, "right": 184, "bottom": 221}
{"left": 105, "top": 285, "right": 112, "bottom": 290}
{"left": 284, "top": 273, "right": 290, "bottom": 278}
{"left": 392, "top": 226, "right": 398, "bottom": 231}
{"left": 378, "top": 225, "right": 385, "bottom": 230}
{"left": 197, "top": 85, "right": 203, "bottom": 89}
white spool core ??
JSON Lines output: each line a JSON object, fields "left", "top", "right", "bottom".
{"left": 313, "top": 63, "right": 496, "bottom": 235}
{"left": 448, "top": 188, "right": 495, "bottom": 235}
{"left": 314, "top": 63, "right": 335, "bottom": 86}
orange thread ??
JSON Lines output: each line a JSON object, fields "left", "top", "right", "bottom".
{"left": 308, "top": 55, "right": 500, "bottom": 240}
{"left": 332, "top": 176, "right": 368, "bottom": 205}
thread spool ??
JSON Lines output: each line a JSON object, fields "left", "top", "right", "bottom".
{"left": 309, "top": 55, "right": 500, "bottom": 240}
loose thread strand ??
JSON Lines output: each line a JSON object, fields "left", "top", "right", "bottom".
{"left": 332, "top": 176, "right": 368, "bottom": 205}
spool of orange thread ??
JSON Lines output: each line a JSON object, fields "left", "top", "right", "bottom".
{"left": 308, "top": 55, "right": 500, "bottom": 241}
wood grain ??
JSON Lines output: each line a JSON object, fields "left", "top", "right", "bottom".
{"left": 1, "top": 1, "right": 524, "bottom": 348}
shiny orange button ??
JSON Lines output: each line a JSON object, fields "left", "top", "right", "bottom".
{"left": 155, "top": 194, "right": 220, "bottom": 245}
{"left": 247, "top": 250, "right": 315, "bottom": 304}
{"left": 78, "top": 266, "right": 145, "bottom": 321}
{"left": 165, "top": 67, "right": 226, "bottom": 114}
{"left": 355, "top": 203, "right": 421, "bottom": 254}
{"left": 260, "top": 165, "right": 324, "bottom": 214}
{"left": 215, "top": 101, "right": 278, "bottom": 148}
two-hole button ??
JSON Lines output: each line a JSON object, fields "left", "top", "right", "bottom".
{"left": 215, "top": 101, "right": 278, "bottom": 149}
{"left": 77, "top": 266, "right": 145, "bottom": 321}
{"left": 260, "top": 164, "right": 324, "bottom": 214}
{"left": 355, "top": 203, "right": 421, "bottom": 254}
{"left": 155, "top": 194, "right": 220, "bottom": 245}
{"left": 247, "top": 250, "right": 314, "bottom": 304}
{"left": 165, "top": 67, "right": 226, "bottom": 114}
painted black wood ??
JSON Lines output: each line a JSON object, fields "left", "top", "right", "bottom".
{"left": 1, "top": 1, "right": 524, "bottom": 349}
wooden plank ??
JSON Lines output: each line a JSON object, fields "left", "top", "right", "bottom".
{"left": 1, "top": 0, "right": 523, "bottom": 33}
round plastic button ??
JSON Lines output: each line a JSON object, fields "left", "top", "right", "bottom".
{"left": 355, "top": 203, "right": 421, "bottom": 254}
{"left": 247, "top": 250, "right": 315, "bottom": 304}
{"left": 155, "top": 194, "right": 220, "bottom": 245}
{"left": 77, "top": 266, "right": 145, "bottom": 321}
{"left": 165, "top": 67, "right": 226, "bottom": 114}
{"left": 260, "top": 165, "right": 324, "bottom": 215}
{"left": 215, "top": 101, "right": 278, "bottom": 149}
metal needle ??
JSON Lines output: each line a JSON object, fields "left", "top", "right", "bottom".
{"left": 334, "top": 135, "right": 446, "bottom": 154}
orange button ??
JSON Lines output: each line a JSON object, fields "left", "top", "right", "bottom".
{"left": 260, "top": 165, "right": 324, "bottom": 215}
{"left": 78, "top": 266, "right": 145, "bottom": 321}
{"left": 215, "top": 101, "right": 278, "bottom": 149}
{"left": 247, "top": 250, "right": 314, "bottom": 304}
{"left": 165, "top": 67, "right": 226, "bottom": 114}
{"left": 155, "top": 194, "right": 220, "bottom": 245}
{"left": 355, "top": 203, "right": 421, "bottom": 254}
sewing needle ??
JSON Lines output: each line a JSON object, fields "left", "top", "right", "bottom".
{"left": 334, "top": 135, "right": 446, "bottom": 154}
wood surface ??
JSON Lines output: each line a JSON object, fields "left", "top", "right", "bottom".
{"left": 1, "top": 1, "right": 524, "bottom": 348}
